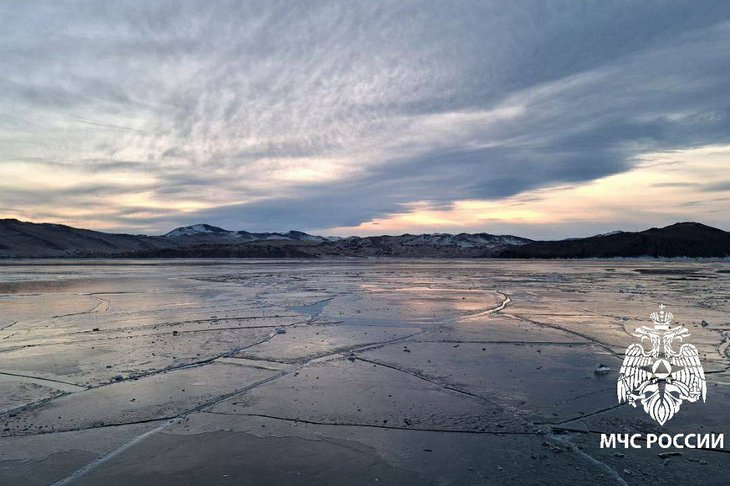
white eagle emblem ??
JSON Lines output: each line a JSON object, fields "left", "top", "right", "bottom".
{"left": 617, "top": 305, "right": 706, "bottom": 425}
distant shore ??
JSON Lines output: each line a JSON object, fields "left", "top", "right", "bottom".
{"left": 2, "top": 219, "right": 730, "bottom": 259}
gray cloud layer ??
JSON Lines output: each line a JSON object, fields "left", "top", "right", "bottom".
{"left": 2, "top": 1, "right": 730, "bottom": 234}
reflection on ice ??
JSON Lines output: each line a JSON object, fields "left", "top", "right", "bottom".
{"left": 0, "top": 259, "right": 728, "bottom": 484}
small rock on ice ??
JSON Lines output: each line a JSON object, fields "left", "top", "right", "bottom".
{"left": 594, "top": 364, "right": 611, "bottom": 375}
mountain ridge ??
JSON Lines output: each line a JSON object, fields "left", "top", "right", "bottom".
{"left": 496, "top": 222, "right": 730, "bottom": 258}
{"left": 1, "top": 218, "right": 728, "bottom": 258}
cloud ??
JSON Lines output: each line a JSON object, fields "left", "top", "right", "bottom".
{"left": 328, "top": 145, "right": 730, "bottom": 239}
{"left": 704, "top": 181, "right": 730, "bottom": 192}
{"left": 1, "top": 1, "right": 730, "bottom": 235}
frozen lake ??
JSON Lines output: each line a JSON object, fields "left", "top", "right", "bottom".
{"left": 0, "top": 259, "right": 728, "bottom": 484}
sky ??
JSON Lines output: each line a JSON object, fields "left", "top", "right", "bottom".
{"left": 2, "top": 0, "right": 730, "bottom": 239}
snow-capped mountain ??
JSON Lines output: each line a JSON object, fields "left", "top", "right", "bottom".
{"left": 316, "top": 232, "right": 533, "bottom": 257}
{"left": 163, "top": 225, "right": 329, "bottom": 243}
{"left": 4, "top": 219, "right": 726, "bottom": 258}
{"left": 135, "top": 224, "right": 534, "bottom": 256}
{"left": 395, "top": 233, "right": 531, "bottom": 248}
{"left": 164, "top": 224, "right": 230, "bottom": 237}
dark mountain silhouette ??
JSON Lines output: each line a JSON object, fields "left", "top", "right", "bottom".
{"left": 1, "top": 218, "right": 728, "bottom": 258}
{"left": 496, "top": 222, "right": 730, "bottom": 258}
{"left": 0, "top": 219, "right": 165, "bottom": 257}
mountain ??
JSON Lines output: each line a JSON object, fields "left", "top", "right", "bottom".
{"left": 497, "top": 222, "right": 730, "bottom": 258}
{"left": 164, "top": 224, "right": 231, "bottom": 237}
{"left": 312, "top": 233, "right": 532, "bottom": 257}
{"left": 0, "top": 218, "right": 168, "bottom": 257}
{"left": 1, "top": 219, "right": 728, "bottom": 258}
{"left": 0, "top": 220, "right": 331, "bottom": 257}
{"left": 131, "top": 244, "right": 314, "bottom": 258}
{"left": 163, "top": 225, "right": 329, "bottom": 244}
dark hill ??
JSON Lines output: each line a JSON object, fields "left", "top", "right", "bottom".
{"left": 2, "top": 219, "right": 728, "bottom": 258}
{"left": 0, "top": 219, "right": 166, "bottom": 257}
{"left": 497, "top": 222, "right": 730, "bottom": 258}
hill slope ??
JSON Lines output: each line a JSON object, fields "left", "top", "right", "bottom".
{"left": 313, "top": 233, "right": 532, "bottom": 257}
{"left": 1, "top": 219, "right": 728, "bottom": 258}
{"left": 496, "top": 222, "right": 730, "bottom": 258}
{"left": 0, "top": 219, "right": 167, "bottom": 257}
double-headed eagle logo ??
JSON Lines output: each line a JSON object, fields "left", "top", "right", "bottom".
{"left": 617, "top": 305, "right": 706, "bottom": 425}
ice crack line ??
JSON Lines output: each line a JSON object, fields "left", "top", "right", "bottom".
{"left": 461, "top": 291, "right": 511, "bottom": 320}
{"left": 549, "top": 402, "right": 627, "bottom": 426}
{"left": 548, "top": 433, "right": 628, "bottom": 486}
{"left": 353, "top": 356, "right": 496, "bottom": 407}
{"left": 0, "top": 321, "right": 17, "bottom": 332}
{"left": 35, "top": 287, "right": 515, "bottom": 481}
{"left": 49, "top": 371, "right": 291, "bottom": 485}
{"left": 51, "top": 419, "right": 176, "bottom": 486}
{"left": 505, "top": 313, "right": 619, "bottom": 357}
{"left": 202, "top": 411, "right": 541, "bottom": 436}
{"left": 0, "top": 371, "right": 87, "bottom": 393}
{"left": 0, "top": 317, "right": 313, "bottom": 422}
{"left": 52, "top": 295, "right": 108, "bottom": 318}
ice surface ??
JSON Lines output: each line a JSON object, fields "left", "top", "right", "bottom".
{"left": 0, "top": 259, "right": 728, "bottom": 484}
